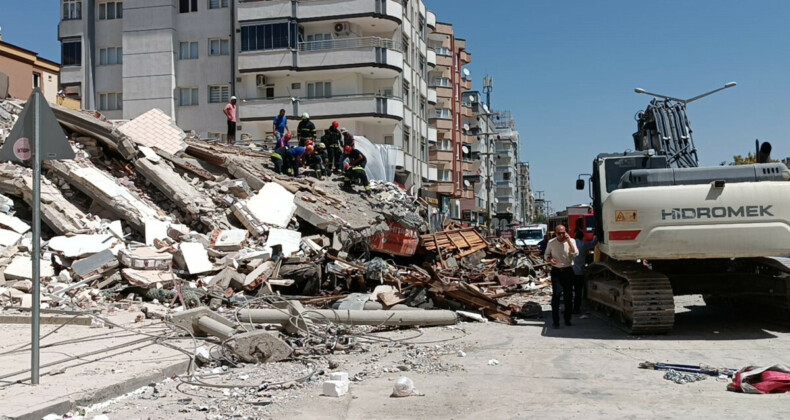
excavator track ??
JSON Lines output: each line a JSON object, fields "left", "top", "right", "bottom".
{"left": 586, "top": 260, "right": 675, "bottom": 334}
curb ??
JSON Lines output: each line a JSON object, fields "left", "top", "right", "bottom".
{"left": 3, "top": 360, "right": 190, "bottom": 420}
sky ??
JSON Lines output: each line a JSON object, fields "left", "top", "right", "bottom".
{"left": 2, "top": 0, "right": 789, "bottom": 212}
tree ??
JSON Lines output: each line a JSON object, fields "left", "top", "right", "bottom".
{"left": 533, "top": 214, "right": 547, "bottom": 224}
{"left": 730, "top": 153, "right": 757, "bottom": 166}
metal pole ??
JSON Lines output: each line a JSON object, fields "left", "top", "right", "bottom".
{"left": 31, "top": 96, "right": 41, "bottom": 385}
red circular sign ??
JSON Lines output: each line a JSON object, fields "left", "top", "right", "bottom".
{"left": 13, "top": 137, "right": 31, "bottom": 161}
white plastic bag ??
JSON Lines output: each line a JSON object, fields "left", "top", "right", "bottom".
{"left": 391, "top": 376, "right": 423, "bottom": 397}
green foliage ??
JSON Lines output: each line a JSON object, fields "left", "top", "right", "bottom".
{"left": 730, "top": 153, "right": 757, "bottom": 165}
{"left": 533, "top": 214, "right": 547, "bottom": 224}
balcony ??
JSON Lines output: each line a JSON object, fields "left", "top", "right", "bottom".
{"left": 239, "top": 0, "right": 402, "bottom": 28}
{"left": 427, "top": 49, "right": 436, "bottom": 67}
{"left": 461, "top": 103, "right": 473, "bottom": 118}
{"left": 427, "top": 88, "right": 437, "bottom": 105}
{"left": 461, "top": 77, "right": 472, "bottom": 91}
{"left": 240, "top": 94, "right": 403, "bottom": 122}
{"left": 460, "top": 50, "right": 471, "bottom": 65}
{"left": 429, "top": 147, "right": 453, "bottom": 163}
{"left": 435, "top": 54, "right": 452, "bottom": 68}
{"left": 426, "top": 11, "right": 436, "bottom": 29}
{"left": 239, "top": 37, "right": 403, "bottom": 73}
{"left": 424, "top": 181, "right": 454, "bottom": 194}
{"left": 461, "top": 161, "right": 473, "bottom": 172}
{"left": 60, "top": 66, "right": 82, "bottom": 85}
{"left": 428, "top": 127, "right": 438, "bottom": 142}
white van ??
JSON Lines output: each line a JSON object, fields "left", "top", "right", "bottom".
{"left": 514, "top": 224, "right": 547, "bottom": 248}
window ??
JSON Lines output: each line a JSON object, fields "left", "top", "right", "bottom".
{"left": 434, "top": 108, "right": 452, "bottom": 119}
{"left": 418, "top": 54, "right": 425, "bottom": 74}
{"left": 403, "top": 81, "right": 410, "bottom": 107}
{"left": 404, "top": 127, "right": 411, "bottom": 153}
{"left": 179, "top": 87, "right": 199, "bottom": 106}
{"left": 99, "top": 47, "right": 122, "bottom": 65}
{"left": 503, "top": 172, "right": 511, "bottom": 181}
{"left": 306, "top": 82, "right": 331, "bottom": 98}
{"left": 264, "top": 85, "right": 274, "bottom": 99}
{"left": 32, "top": 73, "right": 41, "bottom": 88}
{"left": 290, "top": 83, "right": 301, "bottom": 90}
{"left": 98, "top": 92, "right": 122, "bottom": 111}
{"left": 241, "top": 22, "right": 297, "bottom": 52}
{"left": 208, "top": 85, "right": 230, "bottom": 103}
{"left": 62, "top": 39, "right": 82, "bottom": 66}
{"left": 304, "top": 33, "right": 332, "bottom": 51}
{"left": 180, "top": 0, "right": 198, "bottom": 13}
{"left": 209, "top": 38, "right": 229, "bottom": 56}
{"left": 99, "top": 2, "right": 122, "bottom": 20}
{"left": 419, "top": 97, "right": 426, "bottom": 118}
{"left": 401, "top": 34, "right": 410, "bottom": 63}
{"left": 434, "top": 46, "right": 451, "bottom": 56}
{"left": 384, "top": 135, "right": 394, "bottom": 145}
{"left": 208, "top": 0, "right": 228, "bottom": 9}
{"left": 63, "top": 0, "right": 82, "bottom": 20}
{"left": 179, "top": 41, "right": 199, "bottom": 60}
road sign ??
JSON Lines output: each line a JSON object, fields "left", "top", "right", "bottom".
{"left": 0, "top": 88, "right": 74, "bottom": 162}
{"left": 0, "top": 88, "right": 74, "bottom": 386}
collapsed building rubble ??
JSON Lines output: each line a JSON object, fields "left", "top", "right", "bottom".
{"left": 0, "top": 98, "right": 554, "bottom": 381}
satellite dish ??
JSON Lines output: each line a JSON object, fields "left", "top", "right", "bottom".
{"left": 493, "top": 198, "right": 499, "bottom": 205}
{"left": 462, "top": 68, "right": 471, "bottom": 77}
{"left": 463, "top": 123, "right": 470, "bottom": 132}
{"left": 463, "top": 179, "right": 471, "bottom": 187}
{"left": 468, "top": 95, "right": 476, "bottom": 102}
{"left": 461, "top": 145, "right": 469, "bottom": 154}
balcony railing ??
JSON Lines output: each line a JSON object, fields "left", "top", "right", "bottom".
{"left": 298, "top": 36, "right": 399, "bottom": 52}
{"left": 430, "top": 78, "right": 452, "bottom": 87}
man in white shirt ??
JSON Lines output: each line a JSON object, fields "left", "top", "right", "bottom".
{"left": 545, "top": 224, "right": 579, "bottom": 328}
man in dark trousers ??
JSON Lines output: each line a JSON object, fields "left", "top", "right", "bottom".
{"left": 342, "top": 145, "right": 371, "bottom": 195}
{"left": 572, "top": 229, "right": 597, "bottom": 314}
{"left": 306, "top": 142, "right": 329, "bottom": 179}
{"left": 297, "top": 113, "right": 316, "bottom": 147}
{"left": 324, "top": 121, "right": 342, "bottom": 173}
{"left": 284, "top": 145, "right": 310, "bottom": 177}
{"left": 271, "top": 145, "right": 288, "bottom": 174}
{"left": 544, "top": 224, "right": 579, "bottom": 328}
{"left": 223, "top": 96, "right": 237, "bottom": 145}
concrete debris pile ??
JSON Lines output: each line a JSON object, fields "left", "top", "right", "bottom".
{"left": 0, "top": 98, "right": 551, "bottom": 365}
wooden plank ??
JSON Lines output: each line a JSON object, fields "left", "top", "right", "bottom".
{"left": 0, "top": 315, "right": 93, "bottom": 326}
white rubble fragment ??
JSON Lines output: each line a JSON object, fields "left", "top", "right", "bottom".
{"left": 0, "top": 213, "right": 30, "bottom": 234}
{"left": 138, "top": 145, "right": 162, "bottom": 162}
{"left": 179, "top": 242, "right": 212, "bottom": 274}
{"left": 323, "top": 372, "right": 351, "bottom": 397}
{"left": 264, "top": 228, "right": 302, "bottom": 257}
{"left": 0, "top": 228, "right": 22, "bottom": 247}
{"left": 5, "top": 256, "right": 54, "bottom": 280}
{"left": 48, "top": 234, "right": 118, "bottom": 258}
{"left": 246, "top": 183, "right": 297, "bottom": 228}
{"left": 145, "top": 218, "right": 170, "bottom": 246}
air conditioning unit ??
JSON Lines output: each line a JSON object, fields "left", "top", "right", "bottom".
{"left": 333, "top": 22, "right": 351, "bottom": 36}
{"left": 256, "top": 74, "right": 266, "bottom": 87}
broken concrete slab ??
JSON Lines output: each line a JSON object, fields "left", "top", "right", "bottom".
{"left": 210, "top": 229, "right": 248, "bottom": 252}
{"left": 0, "top": 213, "right": 30, "bottom": 234}
{"left": 71, "top": 249, "right": 118, "bottom": 280}
{"left": 118, "top": 247, "right": 173, "bottom": 270}
{"left": 145, "top": 219, "right": 170, "bottom": 247}
{"left": 0, "top": 163, "right": 89, "bottom": 235}
{"left": 121, "top": 269, "right": 172, "bottom": 288}
{"left": 117, "top": 108, "right": 187, "bottom": 156}
{"left": 5, "top": 256, "right": 55, "bottom": 280}
{"left": 134, "top": 158, "right": 215, "bottom": 217}
{"left": 246, "top": 183, "right": 296, "bottom": 229}
{"left": 51, "top": 104, "right": 138, "bottom": 160}
{"left": 45, "top": 159, "right": 166, "bottom": 233}
{"left": 138, "top": 146, "right": 161, "bottom": 163}
{"left": 176, "top": 242, "right": 212, "bottom": 275}
{"left": 0, "top": 228, "right": 22, "bottom": 247}
{"left": 264, "top": 228, "right": 302, "bottom": 257}
{"left": 48, "top": 234, "right": 118, "bottom": 259}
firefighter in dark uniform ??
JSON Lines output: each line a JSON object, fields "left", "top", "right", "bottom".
{"left": 324, "top": 121, "right": 342, "bottom": 173}
{"left": 343, "top": 145, "right": 371, "bottom": 195}
{"left": 306, "top": 142, "right": 329, "bottom": 179}
{"left": 297, "top": 112, "right": 316, "bottom": 147}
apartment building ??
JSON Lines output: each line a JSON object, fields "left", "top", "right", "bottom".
{"left": 0, "top": 32, "right": 60, "bottom": 103}
{"left": 461, "top": 90, "right": 495, "bottom": 226}
{"left": 57, "top": 0, "right": 445, "bottom": 191}
{"left": 422, "top": 21, "right": 472, "bottom": 219}
{"left": 516, "top": 161, "right": 533, "bottom": 224}
{"left": 491, "top": 110, "right": 521, "bottom": 232}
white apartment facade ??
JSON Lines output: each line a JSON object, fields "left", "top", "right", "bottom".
{"left": 58, "top": 0, "right": 439, "bottom": 191}
{"left": 492, "top": 110, "right": 522, "bottom": 231}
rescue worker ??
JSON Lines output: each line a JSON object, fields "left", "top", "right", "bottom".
{"left": 341, "top": 128, "right": 355, "bottom": 149}
{"left": 324, "top": 121, "right": 343, "bottom": 173}
{"left": 284, "top": 145, "right": 311, "bottom": 177}
{"left": 271, "top": 145, "right": 288, "bottom": 174}
{"left": 306, "top": 142, "right": 329, "bottom": 179}
{"left": 297, "top": 113, "right": 316, "bottom": 146}
{"left": 342, "top": 145, "right": 371, "bottom": 195}
{"left": 277, "top": 132, "right": 293, "bottom": 149}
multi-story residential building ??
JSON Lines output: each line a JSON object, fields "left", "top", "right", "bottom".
{"left": 57, "top": 0, "right": 445, "bottom": 192}
{"left": 461, "top": 90, "right": 495, "bottom": 226}
{"left": 491, "top": 110, "right": 520, "bottom": 232}
{"left": 0, "top": 32, "right": 60, "bottom": 103}
{"left": 422, "top": 21, "right": 471, "bottom": 219}
{"left": 516, "top": 161, "right": 533, "bottom": 224}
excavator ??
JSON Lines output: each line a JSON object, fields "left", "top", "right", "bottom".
{"left": 577, "top": 83, "right": 790, "bottom": 334}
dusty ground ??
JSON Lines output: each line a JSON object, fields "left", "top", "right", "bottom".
{"left": 79, "top": 295, "right": 790, "bottom": 420}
